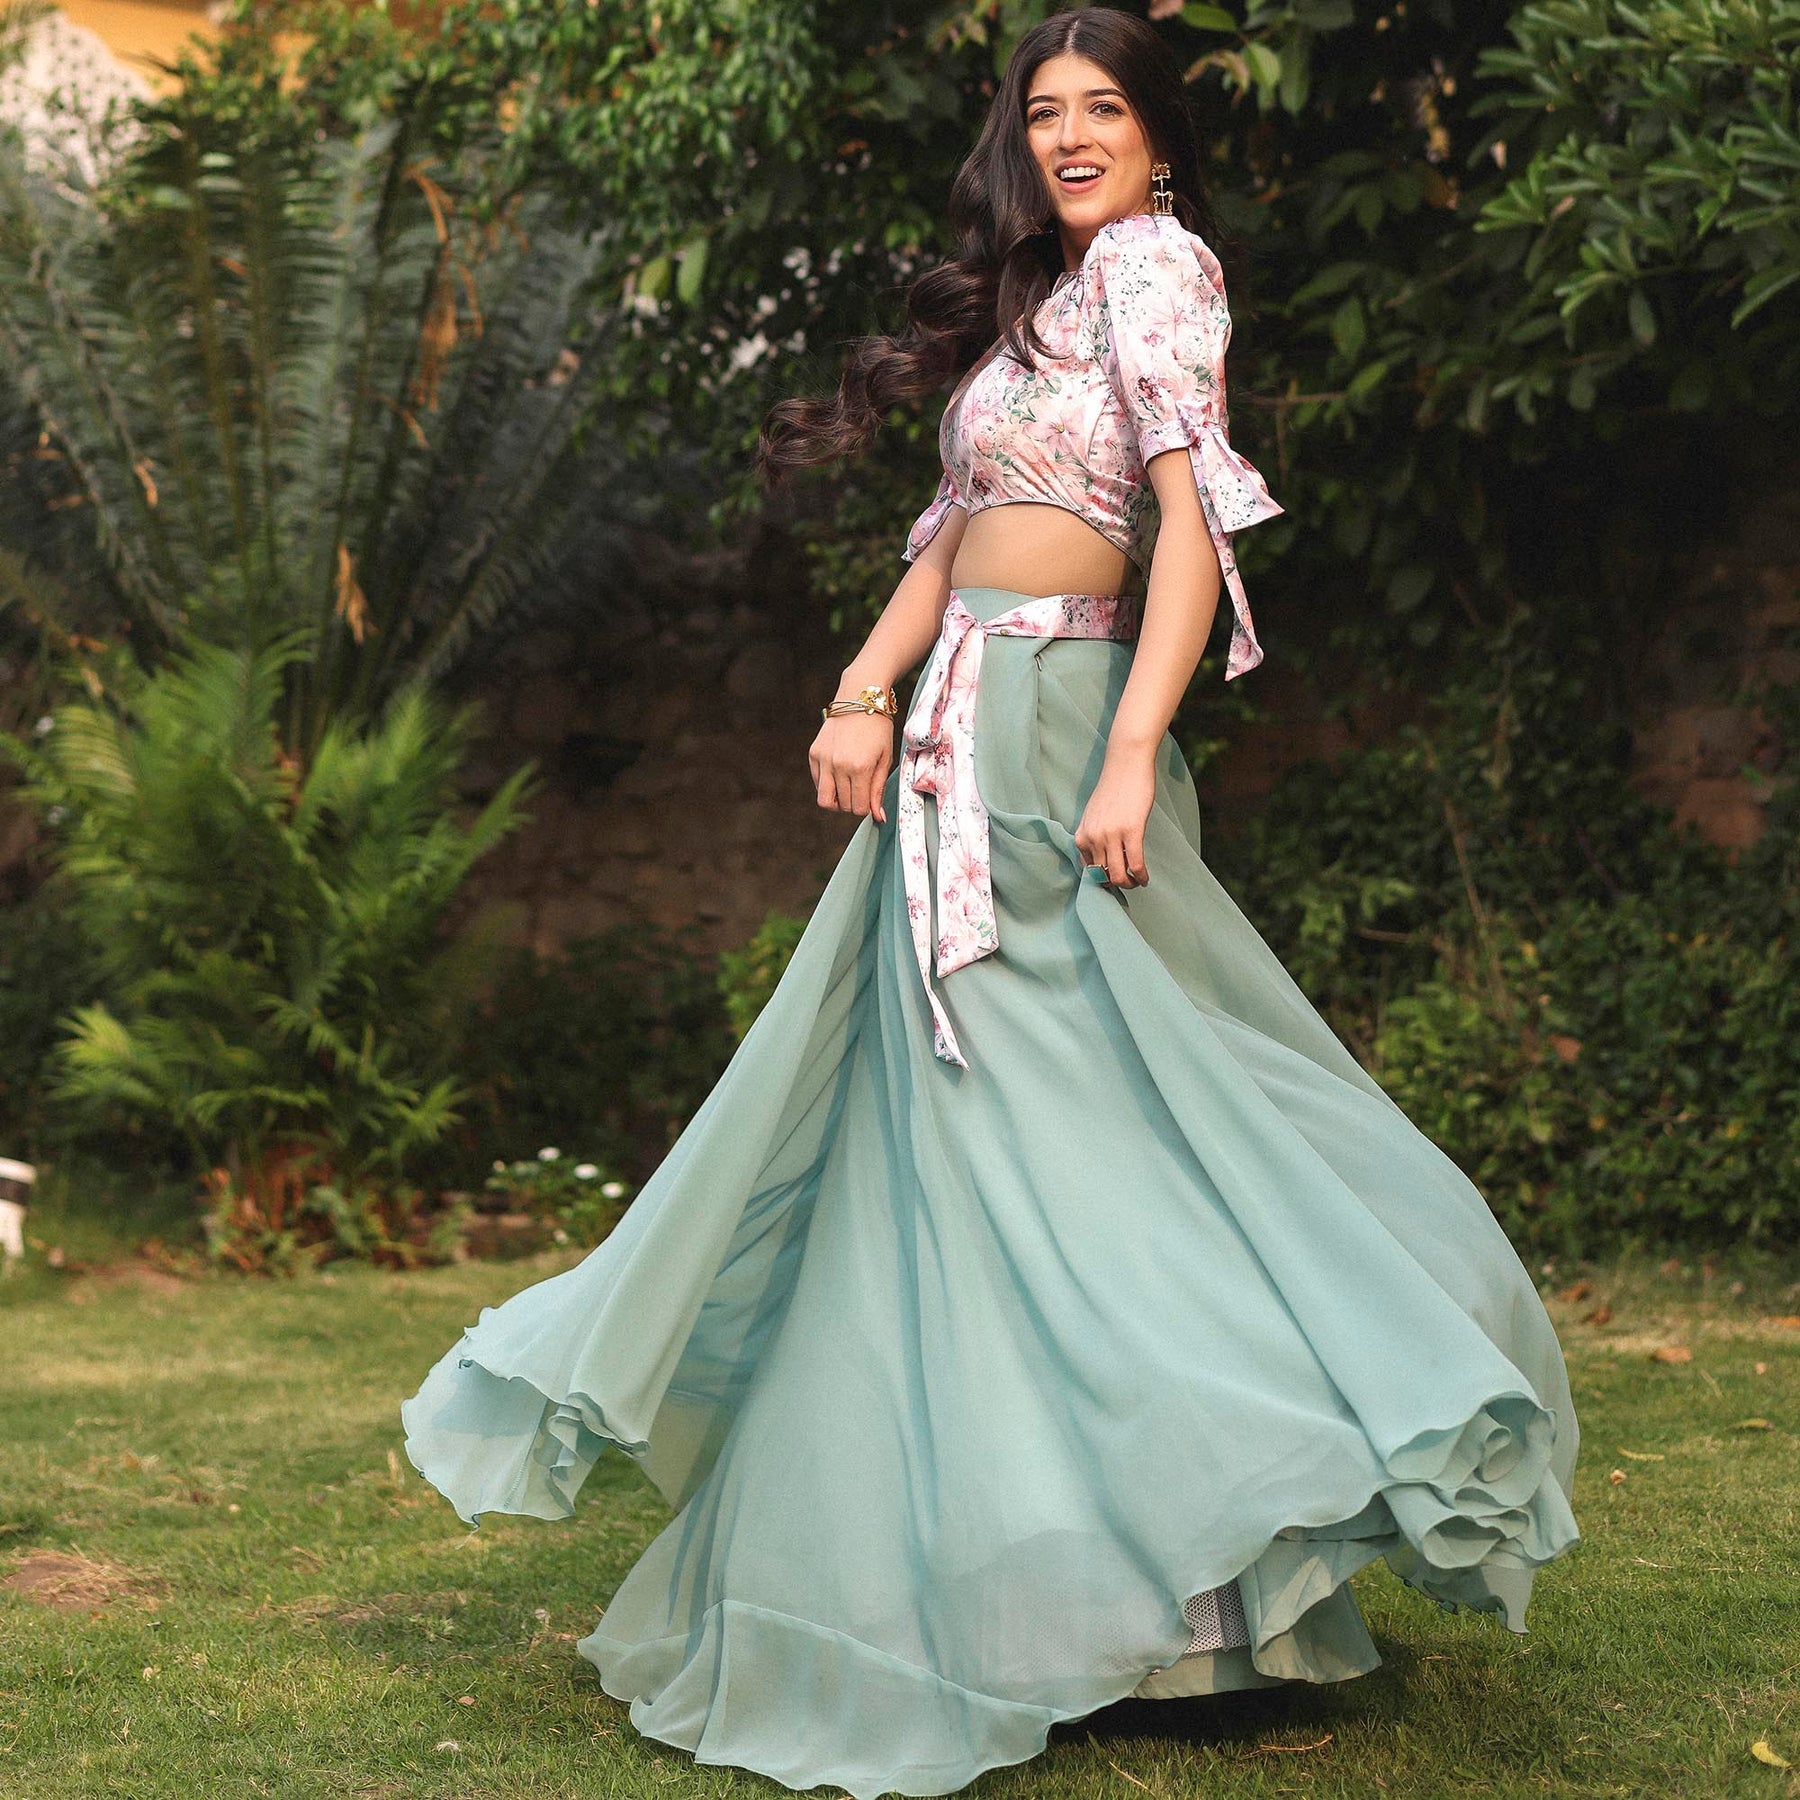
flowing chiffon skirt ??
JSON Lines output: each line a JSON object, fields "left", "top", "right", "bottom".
{"left": 401, "top": 585, "right": 1581, "bottom": 1798}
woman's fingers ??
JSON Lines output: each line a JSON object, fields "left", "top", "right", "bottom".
{"left": 817, "top": 758, "right": 883, "bottom": 815}
{"left": 1078, "top": 826, "right": 1118, "bottom": 883}
{"left": 1110, "top": 837, "right": 1147, "bottom": 887}
{"left": 867, "top": 750, "right": 891, "bottom": 824}
{"left": 1080, "top": 830, "right": 1147, "bottom": 888}
{"left": 1124, "top": 827, "right": 1149, "bottom": 887}
{"left": 813, "top": 718, "right": 898, "bottom": 816}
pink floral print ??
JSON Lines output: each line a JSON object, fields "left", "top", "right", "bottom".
{"left": 902, "top": 212, "right": 1282, "bottom": 682}
{"left": 898, "top": 588, "right": 1142, "bottom": 1068}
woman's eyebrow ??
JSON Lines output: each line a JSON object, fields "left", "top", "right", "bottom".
{"left": 1025, "top": 87, "right": 1129, "bottom": 106}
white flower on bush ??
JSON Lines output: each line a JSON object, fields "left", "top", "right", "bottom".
{"left": 573, "top": 1164, "right": 599, "bottom": 1180}
{"left": 537, "top": 1147, "right": 560, "bottom": 1162}
{"left": 601, "top": 1180, "right": 627, "bottom": 1200}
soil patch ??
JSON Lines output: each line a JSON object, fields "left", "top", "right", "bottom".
{"left": 64, "top": 1261, "right": 191, "bottom": 1304}
{"left": 1, "top": 1549, "right": 160, "bottom": 1610}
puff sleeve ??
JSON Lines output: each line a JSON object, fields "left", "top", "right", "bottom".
{"left": 1086, "top": 219, "right": 1282, "bottom": 679}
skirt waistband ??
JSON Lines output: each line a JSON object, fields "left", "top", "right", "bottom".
{"left": 947, "top": 584, "right": 1142, "bottom": 628}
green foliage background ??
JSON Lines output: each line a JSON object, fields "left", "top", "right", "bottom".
{"left": 0, "top": 0, "right": 1795, "bottom": 1258}
{"left": 8, "top": 639, "right": 529, "bottom": 1178}
{"left": 1213, "top": 649, "right": 1800, "bottom": 1255}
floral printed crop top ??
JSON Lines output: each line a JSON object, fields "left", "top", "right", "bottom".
{"left": 902, "top": 211, "right": 1282, "bottom": 679}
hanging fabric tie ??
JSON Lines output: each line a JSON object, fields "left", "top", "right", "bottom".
{"left": 897, "top": 587, "right": 1141, "bottom": 1067}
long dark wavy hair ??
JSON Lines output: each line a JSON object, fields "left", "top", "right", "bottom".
{"left": 754, "top": 10, "right": 1227, "bottom": 485}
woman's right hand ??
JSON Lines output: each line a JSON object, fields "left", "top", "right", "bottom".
{"left": 810, "top": 712, "right": 896, "bottom": 823}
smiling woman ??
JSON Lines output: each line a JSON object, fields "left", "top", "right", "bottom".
{"left": 400, "top": 12, "right": 1583, "bottom": 1798}
{"left": 938, "top": 53, "right": 1164, "bottom": 604}
{"left": 1027, "top": 61, "right": 1156, "bottom": 221}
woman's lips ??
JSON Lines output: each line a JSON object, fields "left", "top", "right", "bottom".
{"left": 1055, "top": 167, "right": 1103, "bottom": 194}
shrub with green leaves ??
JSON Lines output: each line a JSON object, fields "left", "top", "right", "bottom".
{"left": 0, "top": 885, "right": 101, "bottom": 1157}
{"left": 445, "top": 910, "right": 812, "bottom": 1193}
{"left": 1373, "top": 898, "right": 1800, "bottom": 1255}
{"left": 201, "top": 1158, "right": 474, "bottom": 1277}
{"left": 1476, "top": 0, "right": 1800, "bottom": 359}
{"left": 717, "top": 911, "right": 807, "bottom": 1043}
{"left": 1211, "top": 648, "right": 1800, "bottom": 1256}
{"left": 6, "top": 636, "right": 529, "bottom": 1202}
{"left": 483, "top": 1147, "right": 634, "bottom": 1250}
{"left": 446, "top": 924, "right": 735, "bottom": 1188}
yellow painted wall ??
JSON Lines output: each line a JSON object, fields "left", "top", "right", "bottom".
{"left": 56, "top": 0, "right": 216, "bottom": 90}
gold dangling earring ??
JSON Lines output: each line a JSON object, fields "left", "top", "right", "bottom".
{"left": 1149, "top": 161, "right": 1174, "bottom": 217}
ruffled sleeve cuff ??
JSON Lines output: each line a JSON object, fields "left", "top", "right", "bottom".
{"left": 1145, "top": 402, "right": 1283, "bottom": 681}
{"left": 902, "top": 471, "right": 965, "bottom": 564}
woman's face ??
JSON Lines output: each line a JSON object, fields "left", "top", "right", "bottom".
{"left": 1024, "top": 52, "right": 1155, "bottom": 258}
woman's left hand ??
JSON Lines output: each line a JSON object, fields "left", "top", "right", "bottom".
{"left": 1074, "top": 756, "right": 1155, "bottom": 888}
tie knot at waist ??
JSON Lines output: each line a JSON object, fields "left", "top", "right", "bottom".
{"left": 896, "top": 588, "right": 1140, "bottom": 1068}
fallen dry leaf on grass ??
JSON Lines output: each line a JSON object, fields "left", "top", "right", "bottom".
{"left": 1650, "top": 1345, "right": 1693, "bottom": 1364}
{"left": 1751, "top": 1739, "right": 1790, "bottom": 1769}
{"left": 1731, "top": 1418, "right": 1773, "bottom": 1431}
{"left": 1617, "top": 1449, "right": 1665, "bottom": 1461}
{"left": 1609, "top": 1469, "right": 1627, "bottom": 1485}
{"left": 1759, "top": 1316, "right": 1800, "bottom": 1331}
{"left": 1584, "top": 1303, "right": 1614, "bottom": 1325}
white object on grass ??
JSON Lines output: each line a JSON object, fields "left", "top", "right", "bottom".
{"left": 0, "top": 1158, "right": 35, "bottom": 1259}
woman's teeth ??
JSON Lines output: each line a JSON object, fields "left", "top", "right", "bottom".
{"left": 1058, "top": 165, "right": 1102, "bottom": 188}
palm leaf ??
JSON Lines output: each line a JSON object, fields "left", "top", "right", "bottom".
{"left": 0, "top": 143, "right": 186, "bottom": 632}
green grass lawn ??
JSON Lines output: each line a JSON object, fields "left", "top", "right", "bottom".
{"left": 1, "top": 1242, "right": 1796, "bottom": 1800}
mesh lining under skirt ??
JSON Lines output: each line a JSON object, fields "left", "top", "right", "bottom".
{"left": 1181, "top": 1581, "right": 1250, "bottom": 1653}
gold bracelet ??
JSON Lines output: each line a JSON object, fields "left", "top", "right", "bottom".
{"left": 821, "top": 683, "right": 899, "bottom": 723}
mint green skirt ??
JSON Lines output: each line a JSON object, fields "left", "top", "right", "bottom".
{"left": 401, "top": 586, "right": 1581, "bottom": 1799}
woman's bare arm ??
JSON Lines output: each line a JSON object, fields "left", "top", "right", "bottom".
{"left": 1072, "top": 449, "right": 1223, "bottom": 887}
{"left": 811, "top": 504, "right": 970, "bottom": 823}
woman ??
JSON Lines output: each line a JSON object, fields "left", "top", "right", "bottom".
{"left": 401, "top": 13, "right": 1581, "bottom": 1797}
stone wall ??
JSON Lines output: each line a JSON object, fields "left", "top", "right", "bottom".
{"left": 449, "top": 526, "right": 859, "bottom": 957}
{"left": 454, "top": 466, "right": 1800, "bottom": 956}
{"left": 1626, "top": 476, "right": 1800, "bottom": 851}
{"left": 1197, "top": 451, "right": 1800, "bottom": 850}
{"left": 4, "top": 466, "right": 1794, "bottom": 957}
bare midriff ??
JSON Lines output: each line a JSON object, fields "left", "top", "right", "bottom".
{"left": 948, "top": 501, "right": 1139, "bottom": 600}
